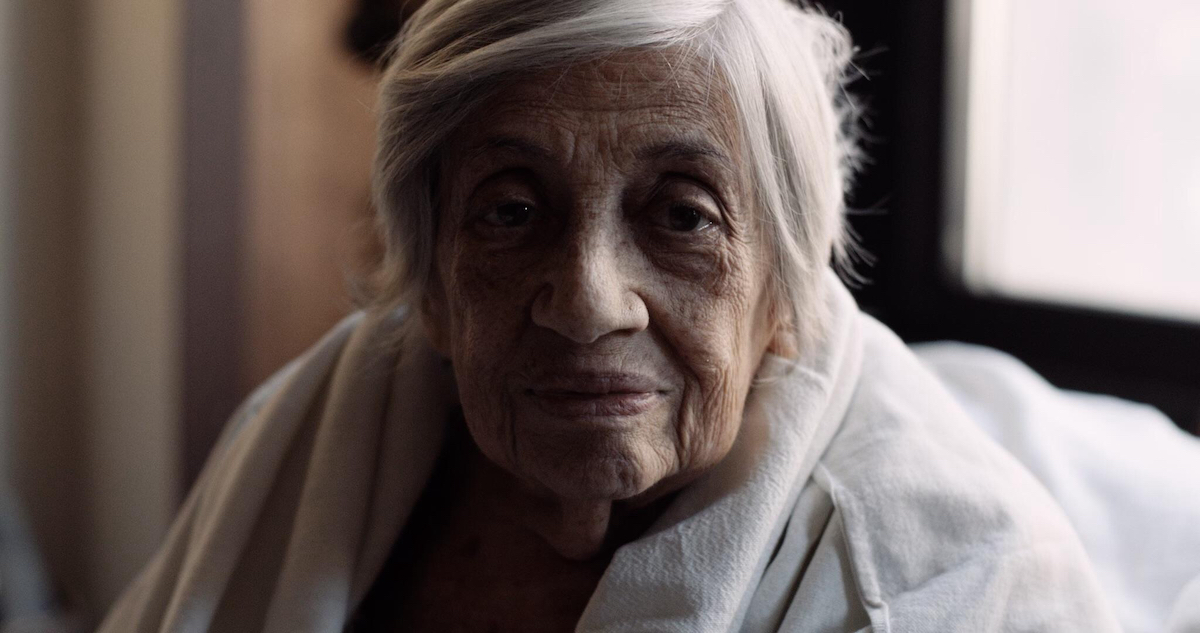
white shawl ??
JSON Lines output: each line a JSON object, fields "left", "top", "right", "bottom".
{"left": 100, "top": 278, "right": 1121, "bottom": 632}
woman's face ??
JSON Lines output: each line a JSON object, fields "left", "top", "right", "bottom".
{"left": 425, "top": 50, "right": 781, "bottom": 505}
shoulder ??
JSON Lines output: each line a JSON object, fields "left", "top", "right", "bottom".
{"left": 206, "top": 310, "right": 372, "bottom": 457}
{"left": 813, "top": 315, "right": 1120, "bottom": 630}
{"left": 100, "top": 308, "right": 427, "bottom": 632}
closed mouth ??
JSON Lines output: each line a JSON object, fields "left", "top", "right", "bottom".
{"left": 526, "top": 390, "right": 661, "bottom": 418}
{"left": 524, "top": 373, "right": 666, "bottom": 419}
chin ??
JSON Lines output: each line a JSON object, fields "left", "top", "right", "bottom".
{"left": 518, "top": 432, "right": 668, "bottom": 503}
{"left": 546, "top": 458, "right": 649, "bottom": 502}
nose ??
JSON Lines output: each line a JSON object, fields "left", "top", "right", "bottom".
{"left": 531, "top": 233, "right": 649, "bottom": 344}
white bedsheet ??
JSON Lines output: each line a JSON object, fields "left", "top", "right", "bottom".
{"left": 915, "top": 342, "right": 1200, "bottom": 633}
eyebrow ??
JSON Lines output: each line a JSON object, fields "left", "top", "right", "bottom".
{"left": 638, "top": 140, "right": 735, "bottom": 172}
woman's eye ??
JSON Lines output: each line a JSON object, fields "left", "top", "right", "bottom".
{"left": 664, "top": 204, "right": 714, "bottom": 232}
{"left": 482, "top": 201, "right": 535, "bottom": 228}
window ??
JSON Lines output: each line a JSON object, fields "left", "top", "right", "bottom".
{"left": 946, "top": 0, "right": 1200, "bottom": 323}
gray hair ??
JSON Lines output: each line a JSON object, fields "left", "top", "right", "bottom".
{"left": 369, "top": 0, "right": 860, "bottom": 353}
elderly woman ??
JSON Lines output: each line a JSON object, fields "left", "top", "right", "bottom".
{"left": 101, "top": 0, "right": 1122, "bottom": 630}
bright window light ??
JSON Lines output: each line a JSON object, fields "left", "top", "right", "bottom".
{"left": 946, "top": 0, "right": 1200, "bottom": 322}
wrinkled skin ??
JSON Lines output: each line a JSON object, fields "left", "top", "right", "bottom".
{"left": 423, "top": 50, "right": 784, "bottom": 560}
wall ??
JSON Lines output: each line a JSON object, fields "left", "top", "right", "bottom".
{"left": 243, "top": 0, "right": 379, "bottom": 394}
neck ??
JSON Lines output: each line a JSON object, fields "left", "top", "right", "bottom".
{"left": 516, "top": 491, "right": 615, "bottom": 561}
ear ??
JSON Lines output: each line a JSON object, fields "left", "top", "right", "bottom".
{"left": 420, "top": 274, "right": 452, "bottom": 356}
{"left": 764, "top": 298, "right": 799, "bottom": 359}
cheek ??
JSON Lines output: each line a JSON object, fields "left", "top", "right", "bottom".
{"left": 439, "top": 244, "right": 539, "bottom": 463}
{"left": 650, "top": 243, "right": 768, "bottom": 473}
{"left": 442, "top": 237, "right": 540, "bottom": 352}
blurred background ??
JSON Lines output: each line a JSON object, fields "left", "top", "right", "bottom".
{"left": 0, "top": 0, "right": 1196, "bottom": 628}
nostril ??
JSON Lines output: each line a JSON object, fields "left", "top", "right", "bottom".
{"left": 531, "top": 279, "right": 648, "bottom": 344}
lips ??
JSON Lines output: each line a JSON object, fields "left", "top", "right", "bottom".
{"left": 525, "top": 373, "right": 665, "bottom": 419}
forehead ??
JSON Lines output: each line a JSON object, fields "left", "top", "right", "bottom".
{"left": 449, "top": 48, "right": 743, "bottom": 162}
